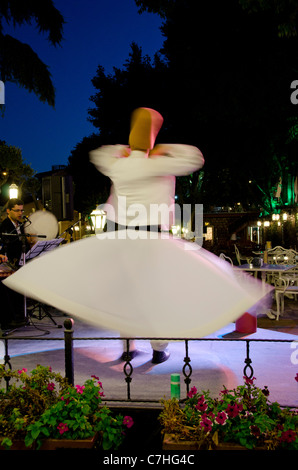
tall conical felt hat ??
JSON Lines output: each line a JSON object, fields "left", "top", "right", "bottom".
{"left": 128, "top": 107, "right": 164, "bottom": 150}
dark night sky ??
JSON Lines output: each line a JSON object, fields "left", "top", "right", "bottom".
{"left": 0, "top": 0, "right": 163, "bottom": 174}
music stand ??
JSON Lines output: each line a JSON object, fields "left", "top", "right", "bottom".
{"left": 19, "top": 238, "right": 64, "bottom": 327}
{"left": 1, "top": 234, "right": 64, "bottom": 335}
{"left": 19, "top": 238, "right": 64, "bottom": 265}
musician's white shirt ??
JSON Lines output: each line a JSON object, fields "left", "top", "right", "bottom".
{"left": 90, "top": 144, "right": 204, "bottom": 229}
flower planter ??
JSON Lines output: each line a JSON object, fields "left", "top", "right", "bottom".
{"left": 0, "top": 366, "right": 133, "bottom": 451}
{"left": 0, "top": 433, "right": 99, "bottom": 451}
{"left": 159, "top": 378, "right": 298, "bottom": 451}
{"left": 0, "top": 440, "right": 32, "bottom": 451}
{"left": 39, "top": 433, "right": 99, "bottom": 450}
{"left": 162, "top": 434, "right": 265, "bottom": 451}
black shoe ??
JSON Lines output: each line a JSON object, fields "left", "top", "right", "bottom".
{"left": 120, "top": 350, "right": 139, "bottom": 361}
{"left": 152, "top": 350, "right": 170, "bottom": 364}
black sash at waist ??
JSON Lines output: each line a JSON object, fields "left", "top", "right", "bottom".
{"left": 106, "top": 220, "right": 162, "bottom": 232}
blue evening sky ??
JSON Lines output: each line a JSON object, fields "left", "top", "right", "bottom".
{"left": 0, "top": 0, "right": 163, "bottom": 173}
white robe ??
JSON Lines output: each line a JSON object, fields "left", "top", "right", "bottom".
{"left": 3, "top": 231, "right": 272, "bottom": 338}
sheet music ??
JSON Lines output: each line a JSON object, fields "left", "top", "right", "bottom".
{"left": 19, "top": 238, "right": 64, "bottom": 266}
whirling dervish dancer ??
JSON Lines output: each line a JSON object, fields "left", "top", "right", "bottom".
{"left": 3, "top": 107, "right": 272, "bottom": 365}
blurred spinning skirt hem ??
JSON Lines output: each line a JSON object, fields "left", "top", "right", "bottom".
{"left": 3, "top": 231, "right": 272, "bottom": 338}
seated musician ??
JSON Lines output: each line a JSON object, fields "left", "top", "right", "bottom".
{"left": 0, "top": 199, "right": 34, "bottom": 330}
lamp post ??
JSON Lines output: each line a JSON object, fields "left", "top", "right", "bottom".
{"left": 90, "top": 209, "right": 106, "bottom": 234}
{"left": 9, "top": 183, "right": 18, "bottom": 199}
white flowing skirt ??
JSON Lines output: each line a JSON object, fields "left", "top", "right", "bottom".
{"left": 3, "top": 231, "right": 272, "bottom": 338}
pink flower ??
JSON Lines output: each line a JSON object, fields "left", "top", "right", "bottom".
{"left": 243, "top": 376, "right": 256, "bottom": 385}
{"left": 280, "top": 430, "right": 297, "bottom": 443}
{"left": 17, "top": 368, "right": 27, "bottom": 374}
{"left": 226, "top": 402, "right": 243, "bottom": 418}
{"left": 123, "top": 416, "right": 134, "bottom": 428}
{"left": 57, "top": 423, "right": 69, "bottom": 435}
{"left": 200, "top": 417, "right": 213, "bottom": 432}
{"left": 91, "top": 375, "right": 99, "bottom": 380}
{"left": 215, "top": 411, "right": 228, "bottom": 425}
{"left": 250, "top": 425, "right": 261, "bottom": 437}
{"left": 61, "top": 396, "right": 70, "bottom": 404}
{"left": 47, "top": 382, "right": 55, "bottom": 391}
{"left": 187, "top": 386, "right": 197, "bottom": 398}
{"left": 194, "top": 394, "right": 208, "bottom": 412}
{"left": 75, "top": 385, "right": 85, "bottom": 394}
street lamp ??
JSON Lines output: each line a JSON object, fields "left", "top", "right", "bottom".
{"left": 90, "top": 209, "right": 106, "bottom": 233}
{"left": 9, "top": 183, "right": 18, "bottom": 199}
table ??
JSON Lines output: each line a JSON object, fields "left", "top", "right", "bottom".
{"left": 237, "top": 264, "right": 296, "bottom": 319}
{"left": 237, "top": 263, "right": 295, "bottom": 280}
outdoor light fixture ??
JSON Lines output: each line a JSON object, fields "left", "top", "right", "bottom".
{"left": 9, "top": 183, "right": 18, "bottom": 199}
{"left": 272, "top": 214, "right": 280, "bottom": 221}
{"left": 264, "top": 221, "right": 270, "bottom": 227}
{"left": 282, "top": 213, "right": 288, "bottom": 221}
{"left": 90, "top": 209, "right": 106, "bottom": 233}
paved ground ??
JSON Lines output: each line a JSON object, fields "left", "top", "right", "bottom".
{"left": 1, "top": 298, "right": 298, "bottom": 408}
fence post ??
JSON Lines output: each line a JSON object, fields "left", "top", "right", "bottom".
{"left": 182, "top": 339, "right": 192, "bottom": 396}
{"left": 243, "top": 340, "right": 254, "bottom": 379}
{"left": 64, "top": 318, "right": 74, "bottom": 385}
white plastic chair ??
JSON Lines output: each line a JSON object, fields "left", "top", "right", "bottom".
{"left": 234, "top": 245, "right": 253, "bottom": 265}
{"left": 274, "top": 271, "right": 298, "bottom": 320}
{"left": 219, "top": 253, "right": 233, "bottom": 265}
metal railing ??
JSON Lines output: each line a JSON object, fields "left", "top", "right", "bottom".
{"left": 1, "top": 318, "right": 297, "bottom": 406}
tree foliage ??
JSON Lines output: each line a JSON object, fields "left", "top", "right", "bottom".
{"left": 0, "top": 0, "right": 64, "bottom": 106}
{"left": 69, "top": 0, "right": 298, "bottom": 215}
{"left": 0, "top": 140, "right": 39, "bottom": 205}
{"left": 134, "top": 0, "right": 298, "bottom": 212}
{"left": 68, "top": 134, "right": 110, "bottom": 215}
{"left": 69, "top": 44, "right": 169, "bottom": 214}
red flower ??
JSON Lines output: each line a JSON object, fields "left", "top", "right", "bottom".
{"left": 187, "top": 386, "right": 197, "bottom": 398}
{"left": 47, "top": 382, "right": 55, "bottom": 391}
{"left": 57, "top": 423, "right": 69, "bottom": 435}
{"left": 195, "top": 395, "right": 208, "bottom": 412}
{"left": 280, "top": 430, "right": 297, "bottom": 443}
{"left": 250, "top": 425, "right": 261, "bottom": 437}
{"left": 215, "top": 411, "right": 228, "bottom": 425}
{"left": 243, "top": 376, "right": 256, "bottom": 385}
{"left": 226, "top": 402, "right": 243, "bottom": 418}
{"left": 123, "top": 416, "right": 134, "bottom": 429}
{"left": 200, "top": 417, "right": 213, "bottom": 432}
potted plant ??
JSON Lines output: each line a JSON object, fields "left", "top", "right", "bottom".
{"left": 0, "top": 365, "right": 133, "bottom": 450}
{"left": 160, "top": 376, "right": 298, "bottom": 450}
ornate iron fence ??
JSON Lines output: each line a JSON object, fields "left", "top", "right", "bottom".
{"left": 1, "top": 318, "right": 296, "bottom": 405}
